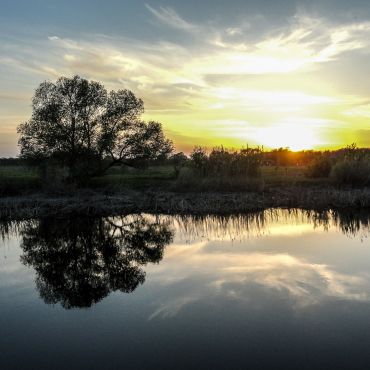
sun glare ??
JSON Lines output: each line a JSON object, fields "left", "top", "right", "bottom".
{"left": 250, "top": 124, "right": 321, "bottom": 151}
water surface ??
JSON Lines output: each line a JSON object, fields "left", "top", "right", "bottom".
{"left": 1, "top": 209, "right": 370, "bottom": 370}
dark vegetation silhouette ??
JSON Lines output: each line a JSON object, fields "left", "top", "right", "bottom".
{"left": 302, "top": 144, "right": 370, "bottom": 185}
{"left": 171, "top": 146, "right": 265, "bottom": 191}
{"left": 190, "top": 146, "right": 262, "bottom": 176}
{"left": 169, "top": 152, "right": 188, "bottom": 178}
{"left": 170, "top": 144, "right": 369, "bottom": 191}
{"left": 18, "top": 215, "right": 173, "bottom": 309}
{"left": 17, "top": 75, "right": 173, "bottom": 184}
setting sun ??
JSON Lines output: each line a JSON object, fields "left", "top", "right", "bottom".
{"left": 250, "top": 124, "right": 321, "bottom": 151}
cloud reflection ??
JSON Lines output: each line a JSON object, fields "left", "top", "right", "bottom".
{"left": 147, "top": 210, "right": 370, "bottom": 319}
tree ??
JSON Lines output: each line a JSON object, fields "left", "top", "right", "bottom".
{"left": 169, "top": 152, "right": 188, "bottom": 178}
{"left": 18, "top": 75, "right": 173, "bottom": 180}
{"left": 190, "top": 146, "right": 208, "bottom": 175}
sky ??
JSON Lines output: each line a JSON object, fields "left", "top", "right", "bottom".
{"left": 1, "top": 0, "right": 370, "bottom": 156}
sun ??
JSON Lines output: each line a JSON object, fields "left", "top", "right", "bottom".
{"left": 250, "top": 124, "right": 321, "bottom": 151}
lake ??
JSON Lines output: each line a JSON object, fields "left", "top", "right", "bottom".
{"left": 1, "top": 209, "right": 370, "bottom": 370}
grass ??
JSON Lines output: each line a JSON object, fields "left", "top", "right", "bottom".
{"left": 94, "top": 165, "right": 325, "bottom": 189}
{"left": 0, "top": 166, "right": 40, "bottom": 196}
{"left": 90, "top": 165, "right": 317, "bottom": 192}
{"left": 105, "top": 165, "right": 175, "bottom": 179}
{"left": 0, "top": 165, "right": 38, "bottom": 178}
{"left": 90, "top": 165, "right": 175, "bottom": 191}
{"left": 260, "top": 166, "right": 329, "bottom": 186}
{"left": 0, "top": 164, "right": 361, "bottom": 196}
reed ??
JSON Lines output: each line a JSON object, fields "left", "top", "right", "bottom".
{"left": 0, "top": 187, "right": 369, "bottom": 220}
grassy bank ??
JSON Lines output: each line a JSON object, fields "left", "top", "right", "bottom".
{"left": 1, "top": 164, "right": 369, "bottom": 219}
{"left": 0, "top": 165, "right": 40, "bottom": 196}
{"left": 0, "top": 187, "right": 369, "bottom": 220}
{"left": 90, "top": 165, "right": 328, "bottom": 190}
{"left": 0, "top": 164, "right": 326, "bottom": 196}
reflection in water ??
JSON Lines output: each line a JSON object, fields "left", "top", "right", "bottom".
{"left": 1, "top": 209, "right": 370, "bottom": 369}
{"left": 171, "top": 208, "right": 370, "bottom": 241}
{"left": 18, "top": 216, "right": 173, "bottom": 309}
{"left": 150, "top": 249, "right": 370, "bottom": 320}
{"left": 0, "top": 209, "right": 369, "bottom": 310}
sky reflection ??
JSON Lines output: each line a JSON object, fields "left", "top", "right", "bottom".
{"left": 1, "top": 209, "right": 370, "bottom": 369}
{"left": 144, "top": 209, "right": 370, "bottom": 319}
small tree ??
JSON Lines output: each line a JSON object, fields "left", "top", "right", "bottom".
{"left": 18, "top": 75, "right": 173, "bottom": 182}
{"left": 305, "top": 156, "right": 332, "bottom": 178}
{"left": 170, "top": 152, "right": 188, "bottom": 178}
{"left": 190, "top": 147, "right": 208, "bottom": 175}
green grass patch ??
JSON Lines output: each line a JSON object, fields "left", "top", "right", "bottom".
{"left": 260, "top": 166, "right": 328, "bottom": 186}
{"left": 0, "top": 164, "right": 349, "bottom": 196}
{"left": 0, "top": 166, "right": 40, "bottom": 196}
{"left": 90, "top": 165, "right": 176, "bottom": 191}
{"left": 0, "top": 165, "right": 39, "bottom": 178}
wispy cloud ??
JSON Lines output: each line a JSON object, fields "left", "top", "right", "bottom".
{"left": 4, "top": 14, "right": 370, "bottom": 88}
{"left": 207, "top": 15, "right": 370, "bottom": 74}
{"left": 1, "top": 11, "right": 370, "bottom": 153}
{"left": 145, "top": 4, "right": 198, "bottom": 32}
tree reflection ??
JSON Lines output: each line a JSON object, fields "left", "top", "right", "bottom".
{"left": 19, "top": 215, "right": 173, "bottom": 309}
{"left": 1, "top": 208, "right": 369, "bottom": 309}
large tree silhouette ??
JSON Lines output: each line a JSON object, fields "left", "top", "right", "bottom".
{"left": 17, "top": 75, "right": 173, "bottom": 179}
{"left": 19, "top": 215, "right": 173, "bottom": 309}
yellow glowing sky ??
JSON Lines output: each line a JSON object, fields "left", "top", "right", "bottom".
{"left": 0, "top": 1, "right": 370, "bottom": 156}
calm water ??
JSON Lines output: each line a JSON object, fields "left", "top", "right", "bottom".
{"left": 1, "top": 209, "right": 370, "bottom": 370}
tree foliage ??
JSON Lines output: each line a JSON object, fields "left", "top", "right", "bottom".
{"left": 170, "top": 152, "right": 188, "bottom": 177}
{"left": 18, "top": 75, "right": 173, "bottom": 179}
{"left": 190, "top": 146, "right": 263, "bottom": 177}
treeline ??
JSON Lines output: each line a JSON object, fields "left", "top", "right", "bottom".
{"left": 166, "top": 144, "right": 370, "bottom": 186}
{"left": 168, "top": 145, "right": 370, "bottom": 169}
{"left": 2, "top": 144, "right": 370, "bottom": 189}
{"left": 262, "top": 145, "right": 370, "bottom": 167}
{"left": 304, "top": 144, "right": 370, "bottom": 185}
{"left": 3, "top": 145, "right": 370, "bottom": 172}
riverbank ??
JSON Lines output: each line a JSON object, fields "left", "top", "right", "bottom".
{"left": 0, "top": 187, "right": 369, "bottom": 220}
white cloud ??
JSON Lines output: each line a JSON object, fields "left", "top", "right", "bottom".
{"left": 208, "top": 14, "right": 370, "bottom": 70}
{"left": 226, "top": 27, "right": 243, "bottom": 36}
{"left": 344, "top": 103, "right": 370, "bottom": 118}
{"left": 2, "top": 12, "right": 370, "bottom": 153}
{"left": 145, "top": 4, "right": 198, "bottom": 32}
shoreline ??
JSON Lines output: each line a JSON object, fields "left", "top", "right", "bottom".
{"left": 0, "top": 187, "right": 369, "bottom": 220}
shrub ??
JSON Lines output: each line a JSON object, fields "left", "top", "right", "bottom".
{"left": 305, "top": 157, "right": 332, "bottom": 178}
{"left": 237, "top": 147, "right": 262, "bottom": 176}
{"left": 0, "top": 173, "right": 40, "bottom": 196}
{"left": 330, "top": 159, "right": 370, "bottom": 186}
{"left": 189, "top": 146, "right": 262, "bottom": 178}
{"left": 190, "top": 147, "right": 208, "bottom": 175}
{"left": 169, "top": 152, "right": 188, "bottom": 178}
{"left": 40, "top": 164, "right": 75, "bottom": 193}
{"left": 173, "top": 168, "right": 264, "bottom": 192}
